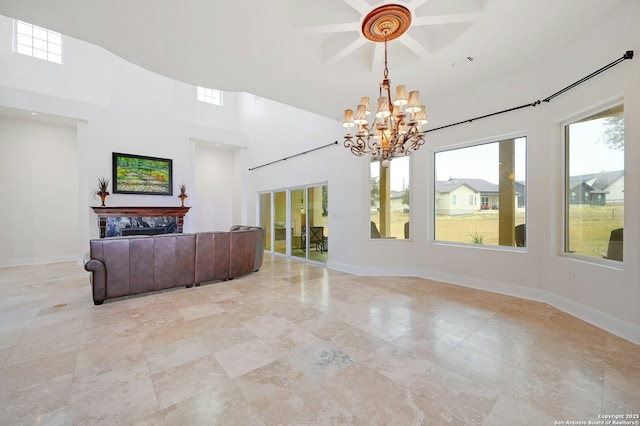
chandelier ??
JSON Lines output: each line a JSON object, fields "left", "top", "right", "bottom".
{"left": 343, "top": 4, "right": 427, "bottom": 165}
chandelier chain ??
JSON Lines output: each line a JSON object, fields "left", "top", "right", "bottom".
{"left": 383, "top": 37, "right": 389, "bottom": 80}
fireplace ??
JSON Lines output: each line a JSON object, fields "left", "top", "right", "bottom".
{"left": 92, "top": 206, "right": 190, "bottom": 238}
{"left": 110, "top": 216, "right": 177, "bottom": 237}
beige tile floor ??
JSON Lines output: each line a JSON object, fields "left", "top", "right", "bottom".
{"left": 0, "top": 254, "right": 638, "bottom": 425}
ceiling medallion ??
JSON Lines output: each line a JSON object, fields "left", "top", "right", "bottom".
{"left": 361, "top": 4, "right": 412, "bottom": 42}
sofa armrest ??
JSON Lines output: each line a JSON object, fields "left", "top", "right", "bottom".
{"left": 84, "top": 258, "right": 106, "bottom": 305}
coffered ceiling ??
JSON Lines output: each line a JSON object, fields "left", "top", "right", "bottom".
{"left": 0, "top": 0, "right": 629, "bottom": 119}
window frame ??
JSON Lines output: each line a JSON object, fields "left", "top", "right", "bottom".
{"left": 368, "top": 155, "right": 412, "bottom": 241}
{"left": 432, "top": 134, "right": 527, "bottom": 249}
{"left": 562, "top": 100, "right": 624, "bottom": 264}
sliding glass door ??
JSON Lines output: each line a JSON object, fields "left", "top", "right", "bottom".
{"left": 291, "top": 188, "right": 306, "bottom": 260}
{"left": 259, "top": 193, "right": 271, "bottom": 251}
{"left": 273, "top": 191, "right": 287, "bottom": 255}
{"left": 306, "top": 185, "right": 327, "bottom": 262}
{"left": 259, "top": 184, "right": 328, "bottom": 263}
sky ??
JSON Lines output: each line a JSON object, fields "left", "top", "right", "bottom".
{"left": 435, "top": 138, "right": 527, "bottom": 185}
{"left": 371, "top": 116, "right": 624, "bottom": 191}
{"left": 568, "top": 117, "right": 624, "bottom": 175}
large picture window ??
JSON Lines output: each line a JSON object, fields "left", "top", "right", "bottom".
{"left": 565, "top": 104, "right": 624, "bottom": 261}
{"left": 434, "top": 138, "right": 527, "bottom": 246}
{"left": 370, "top": 156, "right": 410, "bottom": 239}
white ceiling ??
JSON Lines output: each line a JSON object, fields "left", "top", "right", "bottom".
{"left": 0, "top": 0, "right": 629, "bottom": 120}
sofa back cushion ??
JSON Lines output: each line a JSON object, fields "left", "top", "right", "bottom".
{"left": 230, "top": 226, "right": 266, "bottom": 272}
{"left": 154, "top": 234, "right": 196, "bottom": 290}
{"left": 195, "top": 232, "right": 230, "bottom": 283}
{"left": 229, "top": 229, "right": 258, "bottom": 278}
{"left": 89, "top": 234, "right": 195, "bottom": 298}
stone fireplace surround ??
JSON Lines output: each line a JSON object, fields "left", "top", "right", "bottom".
{"left": 91, "top": 206, "right": 190, "bottom": 238}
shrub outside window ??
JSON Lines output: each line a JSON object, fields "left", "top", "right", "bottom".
{"left": 565, "top": 104, "right": 624, "bottom": 261}
{"left": 435, "top": 138, "right": 527, "bottom": 246}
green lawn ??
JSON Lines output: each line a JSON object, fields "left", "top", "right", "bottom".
{"left": 435, "top": 210, "right": 526, "bottom": 245}
{"left": 567, "top": 205, "right": 623, "bottom": 257}
{"left": 372, "top": 205, "right": 623, "bottom": 259}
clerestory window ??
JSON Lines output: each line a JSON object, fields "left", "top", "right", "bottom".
{"left": 14, "top": 20, "right": 62, "bottom": 64}
{"left": 197, "top": 86, "right": 223, "bottom": 106}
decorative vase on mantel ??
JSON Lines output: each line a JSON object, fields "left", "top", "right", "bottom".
{"left": 98, "top": 192, "right": 108, "bottom": 207}
{"left": 178, "top": 183, "right": 188, "bottom": 207}
{"left": 97, "top": 177, "right": 110, "bottom": 207}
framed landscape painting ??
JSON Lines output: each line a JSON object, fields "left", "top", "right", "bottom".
{"left": 112, "top": 152, "right": 173, "bottom": 195}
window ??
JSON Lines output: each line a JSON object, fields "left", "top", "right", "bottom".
{"left": 14, "top": 20, "right": 62, "bottom": 64}
{"left": 565, "top": 104, "right": 624, "bottom": 261}
{"left": 370, "top": 156, "right": 410, "bottom": 239}
{"left": 435, "top": 137, "right": 527, "bottom": 246}
{"left": 197, "top": 86, "right": 223, "bottom": 106}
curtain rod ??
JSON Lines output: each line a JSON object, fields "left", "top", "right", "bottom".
{"left": 248, "top": 50, "right": 633, "bottom": 170}
{"left": 248, "top": 141, "right": 338, "bottom": 171}
{"left": 425, "top": 50, "right": 633, "bottom": 134}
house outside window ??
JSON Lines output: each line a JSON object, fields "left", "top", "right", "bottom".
{"left": 435, "top": 137, "right": 527, "bottom": 246}
{"left": 14, "top": 20, "right": 62, "bottom": 64}
{"left": 565, "top": 104, "right": 624, "bottom": 261}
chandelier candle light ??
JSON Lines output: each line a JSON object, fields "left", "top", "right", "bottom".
{"left": 343, "top": 4, "right": 427, "bottom": 166}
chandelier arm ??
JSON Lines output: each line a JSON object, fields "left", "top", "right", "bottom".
{"left": 367, "top": 135, "right": 381, "bottom": 152}
{"left": 346, "top": 135, "right": 370, "bottom": 156}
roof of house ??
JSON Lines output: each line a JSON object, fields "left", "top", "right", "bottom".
{"left": 390, "top": 190, "right": 406, "bottom": 200}
{"left": 568, "top": 170, "right": 624, "bottom": 191}
{"left": 435, "top": 178, "right": 499, "bottom": 194}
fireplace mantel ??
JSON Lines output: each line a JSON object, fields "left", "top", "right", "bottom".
{"left": 91, "top": 206, "right": 190, "bottom": 238}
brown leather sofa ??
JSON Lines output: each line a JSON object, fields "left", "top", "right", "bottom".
{"left": 84, "top": 226, "right": 265, "bottom": 305}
